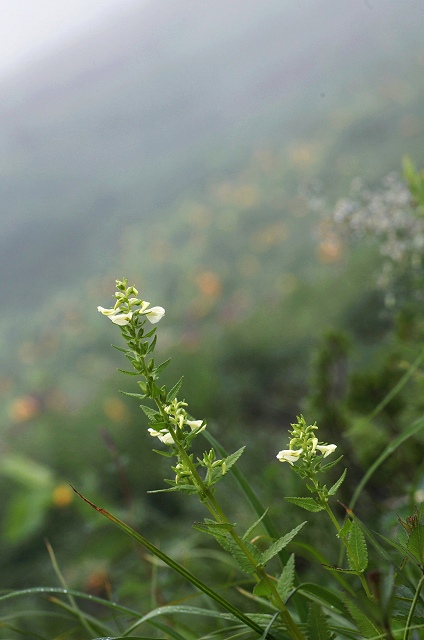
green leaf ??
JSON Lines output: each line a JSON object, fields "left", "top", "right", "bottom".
{"left": 342, "top": 594, "right": 381, "bottom": 639}
{"left": 111, "top": 344, "right": 129, "bottom": 354}
{"left": 243, "top": 509, "right": 269, "bottom": 541}
{"left": 253, "top": 578, "right": 273, "bottom": 598}
{"left": 202, "top": 525, "right": 261, "bottom": 575}
{"left": 297, "top": 583, "right": 346, "bottom": 615}
{"left": 319, "top": 455, "right": 343, "bottom": 472}
{"left": 276, "top": 553, "right": 295, "bottom": 602}
{"left": 337, "top": 518, "right": 352, "bottom": 539}
{"left": 407, "top": 525, "right": 424, "bottom": 567}
{"left": 139, "top": 404, "right": 160, "bottom": 420}
{"left": 222, "top": 446, "right": 245, "bottom": 472}
{"left": 146, "top": 335, "right": 157, "bottom": 354}
{"left": 119, "top": 390, "right": 145, "bottom": 400}
{"left": 148, "top": 485, "right": 199, "bottom": 495}
{"left": 117, "top": 368, "right": 138, "bottom": 376}
{"left": 347, "top": 521, "right": 368, "bottom": 572}
{"left": 260, "top": 521, "right": 306, "bottom": 567}
{"left": 306, "top": 603, "right": 333, "bottom": 640}
{"left": 167, "top": 376, "right": 184, "bottom": 401}
{"left": 328, "top": 468, "right": 347, "bottom": 496}
{"left": 285, "top": 497, "right": 324, "bottom": 512}
{"left": 194, "top": 520, "right": 235, "bottom": 535}
{"left": 350, "top": 404, "right": 424, "bottom": 511}
{"left": 322, "top": 565, "right": 358, "bottom": 574}
{"left": 154, "top": 358, "right": 171, "bottom": 376}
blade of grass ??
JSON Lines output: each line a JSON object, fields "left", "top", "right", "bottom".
{"left": 349, "top": 413, "right": 424, "bottom": 511}
{"left": 72, "top": 487, "right": 277, "bottom": 640}
{"left": 45, "top": 539, "right": 101, "bottom": 637}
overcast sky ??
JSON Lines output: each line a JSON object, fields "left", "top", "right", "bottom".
{"left": 0, "top": 0, "right": 149, "bottom": 78}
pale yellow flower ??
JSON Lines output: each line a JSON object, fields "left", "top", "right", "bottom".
{"left": 276, "top": 448, "right": 303, "bottom": 465}
{"left": 316, "top": 443, "right": 337, "bottom": 458}
{"left": 144, "top": 306, "right": 165, "bottom": 324}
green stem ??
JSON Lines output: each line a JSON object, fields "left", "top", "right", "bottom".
{"left": 323, "top": 502, "right": 372, "bottom": 599}
{"left": 126, "top": 322, "right": 306, "bottom": 639}
{"left": 169, "top": 436, "right": 305, "bottom": 639}
{"left": 404, "top": 574, "right": 424, "bottom": 640}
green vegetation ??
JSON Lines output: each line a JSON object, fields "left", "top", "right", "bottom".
{"left": 1, "top": 1, "right": 424, "bottom": 637}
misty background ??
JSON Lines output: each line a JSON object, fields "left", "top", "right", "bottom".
{"left": 1, "top": 0, "right": 424, "bottom": 597}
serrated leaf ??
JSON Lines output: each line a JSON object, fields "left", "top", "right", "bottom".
{"left": 260, "top": 521, "right": 306, "bottom": 566}
{"left": 276, "top": 553, "right": 295, "bottom": 602}
{"left": 320, "top": 455, "right": 343, "bottom": 472}
{"left": 154, "top": 358, "right": 171, "bottom": 375}
{"left": 140, "top": 404, "right": 160, "bottom": 420}
{"left": 146, "top": 335, "right": 157, "bottom": 354}
{"left": 205, "top": 527, "right": 261, "bottom": 574}
{"left": 167, "top": 376, "right": 184, "bottom": 401}
{"left": 347, "top": 521, "right": 368, "bottom": 572}
{"left": 194, "top": 520, "right": 235, "bottom": 535}
{"left": 222, "top": 446, "right": 245, "bottom": 472}
{"left": 119, "top": 390, "right": 145, "bottom": 400}
{"left": 243, "top": 509, "right": 269, "bottom": 541}
{"left": 306, "top": 603, "right": 333, "bottom": 640}
{"left": 337, "top": 518, "right": 352, "bottom": 539}
{"left": 253, "top": 578, "right": 273, "bottom": 598}
{"left": 285, "top": 497, "right": 324, "bottom": 512}
{"left": 111, "top": 344, "right": 129, "bottom": 353}
{"left": 407, "top": 525, "right": 424, "bottom": 566}
{"left": 328, "top": 468, "right": 347, "bottom": 496}
{"left": 342, "top": 594, "right": 381, "bottom": 639}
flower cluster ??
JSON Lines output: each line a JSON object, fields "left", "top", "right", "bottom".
{"left": 148, "top": 398, "right": 206, "bottom": 446}
{"left": 97, "top": 281, "right": 165, "bottom": 327}
{"left": 277, "top": 415, "right": 336, "bottom": 466}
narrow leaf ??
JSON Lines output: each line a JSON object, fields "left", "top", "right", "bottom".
{"left": 285, "top": 497, "right": 324, "bottom": 512}
{"left": 146, "top": 335, "right": 157, "bottom": 354}
{"left": 407, "top": 525, "right": 424, "bottom": 567}
{"left": 328, "top": 468, "right": 347, "bottom": 496}
{"left": 117, "top": 369, "right": 138, "bottom": 376}
{"left": 154, "top": 358, "right": 171, "bottom": 375}
{"left": 243, "top": 509, "right": 269, "bottom": 541}
{"left": 297, "top": 583, "right": 346, "bottom": 615}
{"left": 276, "top": 553, "right": 295, "bottom": 602}
{"left": 260, "top": 522, "right": 306, "bottom": 566}
{"left": 347, "top": 522, "right": 368, "bottom": 572}
{"left": 320, "top": 455, "right": 343, "bottom": 472}
{"left": 342, "top": 594, "right": 381, "bottom": 639}
{"left": 322, "top": 565, "right": 358, "bottom": 574}
{"left": 119, "top": 391, "right": 145, "bottom": 400}
{"left": 167, "top": 376, "right": 184, "bottom": 401}
{"left": 222, "top": 446, "right": 245, "bottom": 472}
{"left": 139, "top": 404, "right": 159, "bottom": 420}
{"left": 306, "top": 603, "right": 332, "bottom": 640}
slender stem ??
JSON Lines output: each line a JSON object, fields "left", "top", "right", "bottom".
{"left": 404, "top": 574, "right": 424, "bottom": 640}
{"left": 169, "top": 436, "right": 306, "bottom": 639}
{"left": 308, "top": 475, "right": 372, "bottom": 600}
{"left": 125, "top": 322, "right": 306, "bottom": 639}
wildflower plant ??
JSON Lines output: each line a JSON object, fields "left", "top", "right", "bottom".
{"left": 7, "top": 276, "right": 424, "bottom": 639}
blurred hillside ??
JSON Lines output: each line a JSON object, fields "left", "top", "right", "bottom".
{"left": 1, "top": 0, "right": 424, "bottom": 311}
{"left": 1, "top": 0, "right": 424, "bottom": 593}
